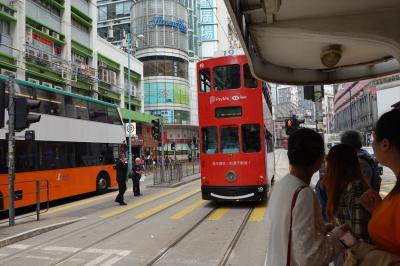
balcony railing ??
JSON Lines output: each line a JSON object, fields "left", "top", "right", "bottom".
{"left": 73, "top": 0, "right": 90, "bottom": 15}
{"left": 0, "top": 33, "right": 13, "bottom": 56}
{"left": 25, "top": 45, "right": 66, "bottom": 73}
{"left": 71, "top": 26, "right": 90, "bottom": 47}
{"left": 26, "top": 0, "right": 62, "bottom": 32}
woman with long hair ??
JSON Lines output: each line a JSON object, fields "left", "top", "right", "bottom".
{"left": 322, "top": 144, "right": 371, "bottom": 241}
{"left": 361, "top": 109, "right": 400, "bottom": 256}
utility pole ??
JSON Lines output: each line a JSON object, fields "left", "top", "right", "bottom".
{"left": 160, "top": 121, "right": 165, "bottom": 182}
{"left": 127, "top": 32, "right": 133, "bottom": 173}
{"left": 7, "top": 78, "right": 15, "bottom": 226}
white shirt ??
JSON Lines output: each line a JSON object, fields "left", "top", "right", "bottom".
{"left": 265, "top": 174, "right": 344, "bottom": 266}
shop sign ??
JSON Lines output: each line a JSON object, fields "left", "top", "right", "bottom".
{"left": 153, "top": 16, "right": 187, "bottom": 33}
{"left": 32, "top": 33, "right": 53, "bottom": 46}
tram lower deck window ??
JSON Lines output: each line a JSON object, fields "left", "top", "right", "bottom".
{"left": 242, "top": 124, "right": 261, "bottom": 152}
{"left": 220, "top": 126, "right": 239, "bottom": 154}
{"left": 202, "top": 127, "right": 217, "bottom": 154}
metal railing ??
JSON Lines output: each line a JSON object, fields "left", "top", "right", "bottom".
{"left": 152, "top": 159, "right": 200, "bottom": 185}
{"left": 0, "top": 179, "right": 50, "bottom": 224}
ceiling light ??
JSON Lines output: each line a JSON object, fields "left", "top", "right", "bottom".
{"left": 321, "top": 45, "right": 342, "bottom": 68}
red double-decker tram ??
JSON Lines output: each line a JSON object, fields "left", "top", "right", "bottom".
{"left": 197, "top": 55, "right": 275, "bottom": 201}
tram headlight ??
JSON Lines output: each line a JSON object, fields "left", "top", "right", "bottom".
{"left": 225, "top": 171, "right": 237, "bottom": 182}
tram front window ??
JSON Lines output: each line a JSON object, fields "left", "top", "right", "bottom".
{"left": 202, "top": 127, "right": 218, "bottom": 154}
{"left": 220, "top": 126, "right": 239, "bottom": 154}
{"left": 213, "top": 65, "right": 241, "bottom": 91}
{"left": 242, "top": 124, "right": 261, "bottom": 152}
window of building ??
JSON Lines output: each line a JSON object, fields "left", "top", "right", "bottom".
{"left": 242, "top": 124, "right": 261, "bottom": 152}
{"left": 214, "top": 65, "right": 240, "bottom": 91}
{"left": 199, "top": 68, "right": 211, "bottom": 92}
{"left": 202, "top": 127, "right": 217, "bottom": 154}
{"left": 244, "top": 64, "right": 258, "bottom": 88}
{"left": 72, "top": 18, "right": 90, "bottom": 33}
{"left": 98, "top": 6, "right": 107, "bottom": 21}
{"left": 220, "top": 126, "right": 239, "bottom": 153}
{"left": 72, "top": 53, "right": 89, "bottom": 65}
{"left": 0, "top": 20, "right": 10, "bottom": 35}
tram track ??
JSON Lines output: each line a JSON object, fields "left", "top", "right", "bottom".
{"left": 0, "top": 187, "right": 200, "bottom": 264}
{"left": 146, "top": 205, "right": 255, "bottom": 266}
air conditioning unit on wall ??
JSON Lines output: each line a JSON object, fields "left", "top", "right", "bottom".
{"left": 51, "top": 32, "right": 60, "bottom": 39}
{"left": 41, "top": 82, "right": 53, "bottom": 88}
{"left": 53, "top": 85, "right": 63, "bottom": 90}
{"left": 99, "top": 61, "right": 107, "bottom": 68}
{"left": 41, "top": 26, "right": 50, "bottom": 35}
{"left": 27, "top": 78, "right": 40, "bottom": 84}
{"left": 1, "top": 69, "right": 16, "bottom": 78}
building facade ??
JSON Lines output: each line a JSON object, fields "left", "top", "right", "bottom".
{"left": 0, "top": 0, "right": 160, "bottom": 157}
{"left": 333, "top": 74, "right": 400, "bottom": 145}
{"left": 199, "top": 0, "right": 240, "bottom": 58}
{"left": 129, "top": 0, "right": 200, "bottom": 158}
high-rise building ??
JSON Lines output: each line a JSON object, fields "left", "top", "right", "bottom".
{"left": 129, "top": 0, "right": 201, "bottom": 157}
{"left": 0, "top": 0, "right": 159, "bottom": 157}
{"left": 199, "top": 0, "right": 240, "bottom": 58}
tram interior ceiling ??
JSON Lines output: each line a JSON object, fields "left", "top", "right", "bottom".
{"left": 224, "top": 0, "right": 400, "bottom": 84}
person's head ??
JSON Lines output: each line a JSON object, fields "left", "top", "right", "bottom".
{"left": 119, "top": 152, "right": 126, "bottom": 159}
{"left": 288, "top": 128, "right": 325, "bottom": 177}
{"left": 340, "top": 130, "right": 363, "bottom": 150}
{"left": 373, "top": 109, "right": 400, "bottom": 196}
{"left": 322, "top": 144, "right": 366, "bottom": 221}
{"left": 135, "top": 157, "right": 141, "bottom": 164}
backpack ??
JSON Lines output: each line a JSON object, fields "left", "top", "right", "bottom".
{"left": 357, "top": 149, "right": 382, "bottom": 192}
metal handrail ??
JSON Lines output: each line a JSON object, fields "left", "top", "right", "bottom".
{"left": 0, "top": 179, "right": 50, "bottom": 224}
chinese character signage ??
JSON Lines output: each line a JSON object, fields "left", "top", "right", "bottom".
{"left": 201, "top": 25, "right": 215, "bottom": 41}
{"left": 201, "top": 9, "right": 214, "bottom": 24}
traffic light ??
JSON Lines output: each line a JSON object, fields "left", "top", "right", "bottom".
{"left": 0, "top": 81, "right": 5, "bottom": 129}
{"left": 285, "top": 118, "right": 297, "bottom": 135}
{"left": 171, "top": 142, "right": 176, "bottom": 151}
{"left": 151, "top": 119, "right": 160, "bottom": 140}
{"left": 14, "top": 97, "right": 41, "bottom": 131}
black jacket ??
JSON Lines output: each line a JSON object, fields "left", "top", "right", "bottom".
{"left": 115, "top": 159, "right": 128, "bottom": 182}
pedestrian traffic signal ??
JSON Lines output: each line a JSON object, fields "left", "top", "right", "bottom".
{"left": 171, "top": 142, "right": 176, "bottom": 151}
{"left": 151, "top": 119, "right": 160, "bottom": 140}
{"left": 0, "top": 81, "right": 5, "bottom": 129}
{"left": 14, "top": 97, "right": 41, "bottom": 131}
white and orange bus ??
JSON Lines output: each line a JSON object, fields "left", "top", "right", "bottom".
{"left": 0, "top": 76, "right": 125, "bottom": 210}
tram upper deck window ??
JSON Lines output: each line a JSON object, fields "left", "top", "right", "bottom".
{"left": 199, "top": 68, "right": 211, "bottom": 92}
{"left": 202, "top": 127, "right": 218, "bottom": 154}
{"left": 220, "top": 126, "right": 239, "bottom": 154}
{"left": 244, "top": 64, "right": 258, "bottom": 88}
{"left": 213, "top": 65, "right": 240, "bottom": 91}
{"left": 242, "top": 124, "right": 261, "bottom": 152}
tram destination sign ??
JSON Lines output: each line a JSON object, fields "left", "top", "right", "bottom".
{"left": 153, "top": 16, "right": 187, "bottom": 33}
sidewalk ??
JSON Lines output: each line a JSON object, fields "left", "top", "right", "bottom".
{"left": 0, "top": 172, "right": 200, "bottom": 248}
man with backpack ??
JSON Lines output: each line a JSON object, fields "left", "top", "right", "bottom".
{"left": 340, "top": 130, "right": 382, "bottom": 192}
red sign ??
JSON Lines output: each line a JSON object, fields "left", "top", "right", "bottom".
{"left": 32, "top": 33, "right": 53, "bottom": 46}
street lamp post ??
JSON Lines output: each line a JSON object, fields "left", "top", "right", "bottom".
{"left": 127, "top": 32, "right": 133, "bottom": 172}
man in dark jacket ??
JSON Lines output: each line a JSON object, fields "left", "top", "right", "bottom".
{"left": 115, "top": 152, "right": 128, "bottom": 205}
{"left": 131, "top": 157, "right": 144, "bottom": 196}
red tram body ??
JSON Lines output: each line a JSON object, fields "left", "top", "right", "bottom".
{"left": 197, "top": 55, "right": 275, "bottom": 201}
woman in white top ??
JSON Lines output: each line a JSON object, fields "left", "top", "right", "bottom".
{"left": 266, "top": 128, "right": 351, "bottom": 266}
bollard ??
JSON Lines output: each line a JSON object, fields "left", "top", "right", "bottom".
{"left": 36, "top": 180, "right": 40, "bottom": 221}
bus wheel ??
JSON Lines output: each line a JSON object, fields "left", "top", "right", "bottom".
{"left": 96, "top": 172, "right": 109, "bottom": 194}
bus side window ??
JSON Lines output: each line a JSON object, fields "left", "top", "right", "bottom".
{"left": 199, "top": 68, "right": 211, "bottom": 93}
{"left": 202, "top": 127, "right": 217, "bottom": 154}
{"left": 214, "top": 65, "right": 241, "bottom": 91}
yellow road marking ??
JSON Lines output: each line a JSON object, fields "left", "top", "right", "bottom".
{"left": 249, "top": 204, "right": 267, "bottom": 222}
{"left": 44, "top": 191, "right": 118, "bottom": 215}
{"left": 208, "top": 207, "right": 229, "bottom": 221}
{"left": 100, "top": 188, "right": 180, "bottom": 218}
{"left": 134, "top": 188, "right": 200, "bottom": 219}
{"left": 169, "top": 199, "right": 206, "bottom": 220}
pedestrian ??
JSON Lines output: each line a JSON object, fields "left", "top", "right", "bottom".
{"left": 131, "top": 157, "right": 144, "bottom": 196}
{"left": 322, "top": 144, "right": 372, "bottom": 242}
{"left": 360, "top": 109, "right": 400, "bottom": 257}
{"left": 114, "top": 152, "right": 128, "bottom": 205}
{"left": 341, "top": 130, "right": 382, "bottom": 192}
{"left": 265, "top": 128, "right": 353, "bottom": 266}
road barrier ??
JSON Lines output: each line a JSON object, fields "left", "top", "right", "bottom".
{"left": 153, "top": 160, "right": 199, "bottom": 185}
